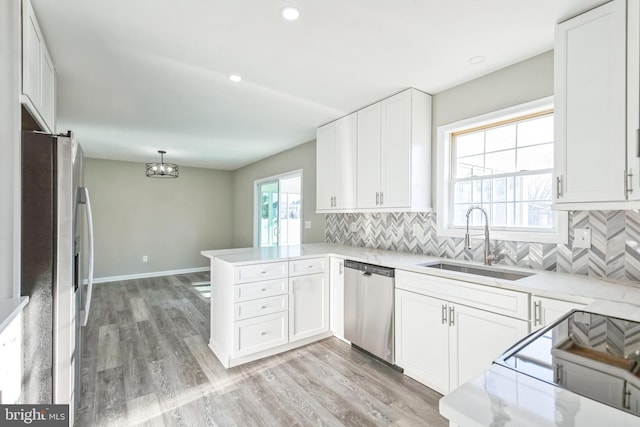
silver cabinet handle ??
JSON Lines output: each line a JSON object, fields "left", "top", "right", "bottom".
{"left": 441, "top": 304, "right": 447, "bottom": 325}
{"left": 261, "top": 305, "right": 267, "bottom": 309}
{"left": 376, "top": 192, "right": 380, "bottom": 205}
{"left": 625, "top": 169, "right": 633, "bottom": 195}
{"left": 261, "top": 288, "right": 267, "bottom": 291}
{"left": 555, "top": 363, "right": 563, "bottom": 384}
{"left": 449, "top": 306, "right": 455, "bottom": 327}
{"left": 556, "top": 176, "right": 562, "bottom": 198}
{"left": 624, "top": 388, "right": 632, "bottom": 410}
{"left": 533, "top": 300, "right": 542, "bottom": 326}
{"left": 380, "top": 192, "right": 384, "bottom": 205}
{"left": 261, "top": 331, "right": 267, "bottom": 336}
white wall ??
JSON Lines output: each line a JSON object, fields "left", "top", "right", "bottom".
{"left": 0, "top": 0, "right": 21, "bottom": 297}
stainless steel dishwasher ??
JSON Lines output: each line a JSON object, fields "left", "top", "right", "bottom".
{"left": 344, "top": 260, "right": 396, "bottom": 365}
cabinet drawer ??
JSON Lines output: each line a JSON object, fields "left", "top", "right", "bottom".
{"left": 397, "top": 270, "right": 529, "bottom": 320}
{"left": 233, "top": 279, "right": 288, "bottom": 302}
{"left": 234, "top": 312, "right": 288, "bottom": 357}
{"left": 289, "top": 257, "right": 328, "bottom": 277}
{"left": 234, "top": 295, "right": 288, "bottom": 321}
{"left": 234, "top": 261, "right": 288, "bottom": 284}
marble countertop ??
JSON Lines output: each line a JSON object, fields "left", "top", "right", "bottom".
{"left": 439, "top": 364, "right": 639, "bottom": 427}
{"left": 202, "top": 243, "right": 640, "bottom": 306}
{"left": 0, "top": 296, "right": 29, "bottom": 333}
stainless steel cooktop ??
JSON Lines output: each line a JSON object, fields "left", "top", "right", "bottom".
{"left": 495, "top": 310, "right": 640, "bottom": 416}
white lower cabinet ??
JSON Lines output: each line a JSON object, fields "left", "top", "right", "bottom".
{"left": 395, "top": 290, "right": 449, "bottom": 393}
{"left": 531, "top": 296, "right": 587, "bottom": 330}
{"left": 329, "top": 258, "right": 346, "bottom": 341}
{"left": 234, "top": 311, "right": 288, "bottom": 357}
{"left": 0, "top": 313, "right": 22, "bottom": 404}
{"left": 450, "top": 303, "right": 529, "bottom": 389}
{"left": 210, "top": 257, "right": 330, "bottom": 368}
{"left": 289, "top": 272, "right": 329, "bottom": 342}
{"left": 395, "top": 270, "right": 530, "bottom": 394}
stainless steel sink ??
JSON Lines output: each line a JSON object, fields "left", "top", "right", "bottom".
{"left": 417, "top": 262, "right": 535, "bottom": 281}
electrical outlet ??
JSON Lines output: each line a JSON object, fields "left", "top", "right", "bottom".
{"left": 304, "top": 220, "right": 312, "bottom": 229}
{"left": 412, "top": 224, "right": 422, "bottom": 234}
{"left": 142, "top": 255, "right": 149, "bottom": 263}
{"left": 350, "top": 222, "right": 357, "bottom": 233}
{"left": 573, "top": 228, "right": 591, "bottom": 249}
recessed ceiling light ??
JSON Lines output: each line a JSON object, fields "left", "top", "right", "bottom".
{"left": 229, "top": 74, "right": 242, "bottom": 82}
{"left": 281, "top": 6, "right": 301, "bottom": 21}
{"left": 468, "top": 55, "right": 487, "bottom": 65}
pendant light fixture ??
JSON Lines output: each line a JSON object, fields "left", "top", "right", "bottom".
{"left": 145, "top": 150, "right": 179, "bottom": 178}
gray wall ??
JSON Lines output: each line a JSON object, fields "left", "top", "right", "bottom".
{"left": 0, "top": 0, "right": 21, "bottom": 297}
{"left": 231, "top": 140, "right": 325, "bottom": 247}
{"left": 432, "top": 50, "right": 553, "bottom": 142}
{"left": 85, "top": 158, "right": 233, "bottom": 279}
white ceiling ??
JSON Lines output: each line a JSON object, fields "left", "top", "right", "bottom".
{"left": 31, "top": 0, "right": 605, "bottom": 170}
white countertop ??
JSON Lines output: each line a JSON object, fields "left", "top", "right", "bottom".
{"left": 439, "top": 364, "right": 639, "bottom": 427}
{"left": 0, "top": 296, "right": 29, "bottom": 333}
{"left": 202, "top": 243, "right": 640, "bottom": 306}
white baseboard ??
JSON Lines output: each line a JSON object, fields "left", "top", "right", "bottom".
{"left": 90, "top": 266, "right": 210, "bottom": 284}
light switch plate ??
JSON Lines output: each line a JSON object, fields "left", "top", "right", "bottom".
{"left": 574, "top": 228, "right": 591, "bottom": 248}
{"left": 304, "top": 220, "right": 312, "bottom": 229}
{"left": 412, "top": 224, "right": 422, "bottom": 234}
{"left": 350, "top": 222, "right": 357, "bottom": 233}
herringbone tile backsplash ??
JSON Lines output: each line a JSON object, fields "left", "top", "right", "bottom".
{"left": 325, "top": 211, "right": 640, "bottom": 283}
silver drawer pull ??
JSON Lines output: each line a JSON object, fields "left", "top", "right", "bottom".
{"left": 261, "top": 288, "right": 267, "bottom": 291}
{"left": 261, "top": 271, "right": 267, "bottom": 274}
{"left": 261, "top": 331, "right": 267, "bottom": 336}
{"left": 261, "top": 305, "right": 267, "bottom": 309}
{"left": 307, "top": 265, "right": 313, "bottom": 268}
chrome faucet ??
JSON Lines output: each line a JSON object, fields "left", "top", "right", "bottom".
{"left": 464, "top": 206, "right": 499, "bottom": 266}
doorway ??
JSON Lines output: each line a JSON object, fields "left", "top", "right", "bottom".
{"left": 255, "top": 170, "right": 302, "bottom": 247}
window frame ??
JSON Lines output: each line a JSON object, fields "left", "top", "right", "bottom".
{"left": 435, "top": 97, "right": 568, "bottom": 244}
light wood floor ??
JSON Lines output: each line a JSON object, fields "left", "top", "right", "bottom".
{"left": 76, "top": 273, "right": 448, "bottom": 427}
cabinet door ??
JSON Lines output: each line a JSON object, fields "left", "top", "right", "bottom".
{"left": 450, "top": 304, "right": 529, "bottom": 389}
{"left": 554, "top": 0, "right": 627, "bottom": 203}
{"left": 0, "top": 314, "right": 22, "bottom": 404}
{"left": 380, "top": 90, "right": 412, "bottom": 208}
{"left": 627, "top": 381, "right": 640, "bottom": 415}
{"left": 41, "top": 48, "right": 55, "bottom": 131}
{"left": 23, "top": 0, "right": 42, "bottom": 112}
{"left": 316, "top": 122, "right": 335, "bottom": 211}
{"left": 329, "top": 258, "right": 345, "bottom": 341}
{"left": 395, "top": 290, "right": 450, "bottom": 394}
{"left": 334, "top": 113, "right": 357, "bottom": 209}
{"left": 289, "top": 273, "right": 329, "bottom": 342}
{"left": 628, "top": 0, "right": 640, "bottom": 200}
{"left": 357, "top": 103, "right": 382, "bottom": 208}
{"left": 531, "top": 296, "right": 585, "bottom": 330}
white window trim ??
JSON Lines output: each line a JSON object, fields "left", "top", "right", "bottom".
{"left": 435, "top": 96, "right": 568, "bottom": 245}
{"left": 253, "top": 169, "right": 304, "bottom": 247}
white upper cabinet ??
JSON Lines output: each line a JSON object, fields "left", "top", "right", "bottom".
{"left": 356, "top": 103, "right": 382, "bottom": 209}
{"left": 357, "top": 88, "right": 432, "bottom": 211}
{"left": 554, "top": 0, "right": 640, "bottom": 209}
{"left": 22, "top": 0, "right": 56, "bottom": 133}
{"left": 316, "top": 88, "right": 432, "bottom": 213}
{"left": 316, "top": 113, "right": 357, "bottom": 211}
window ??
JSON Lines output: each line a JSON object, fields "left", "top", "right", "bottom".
{"left": 436, "top": 97, "right": 567, "bottom": 244}
{"left": 254, "top": 170, "right": 302, "bottom": 247}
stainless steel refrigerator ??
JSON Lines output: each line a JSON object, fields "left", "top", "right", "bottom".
{"left": 21, "top": 131, "right": 94, "bottom": 422}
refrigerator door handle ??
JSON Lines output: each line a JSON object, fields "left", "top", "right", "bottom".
{"left": 80, "top": 186, "right": 94, "bottom": 327}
